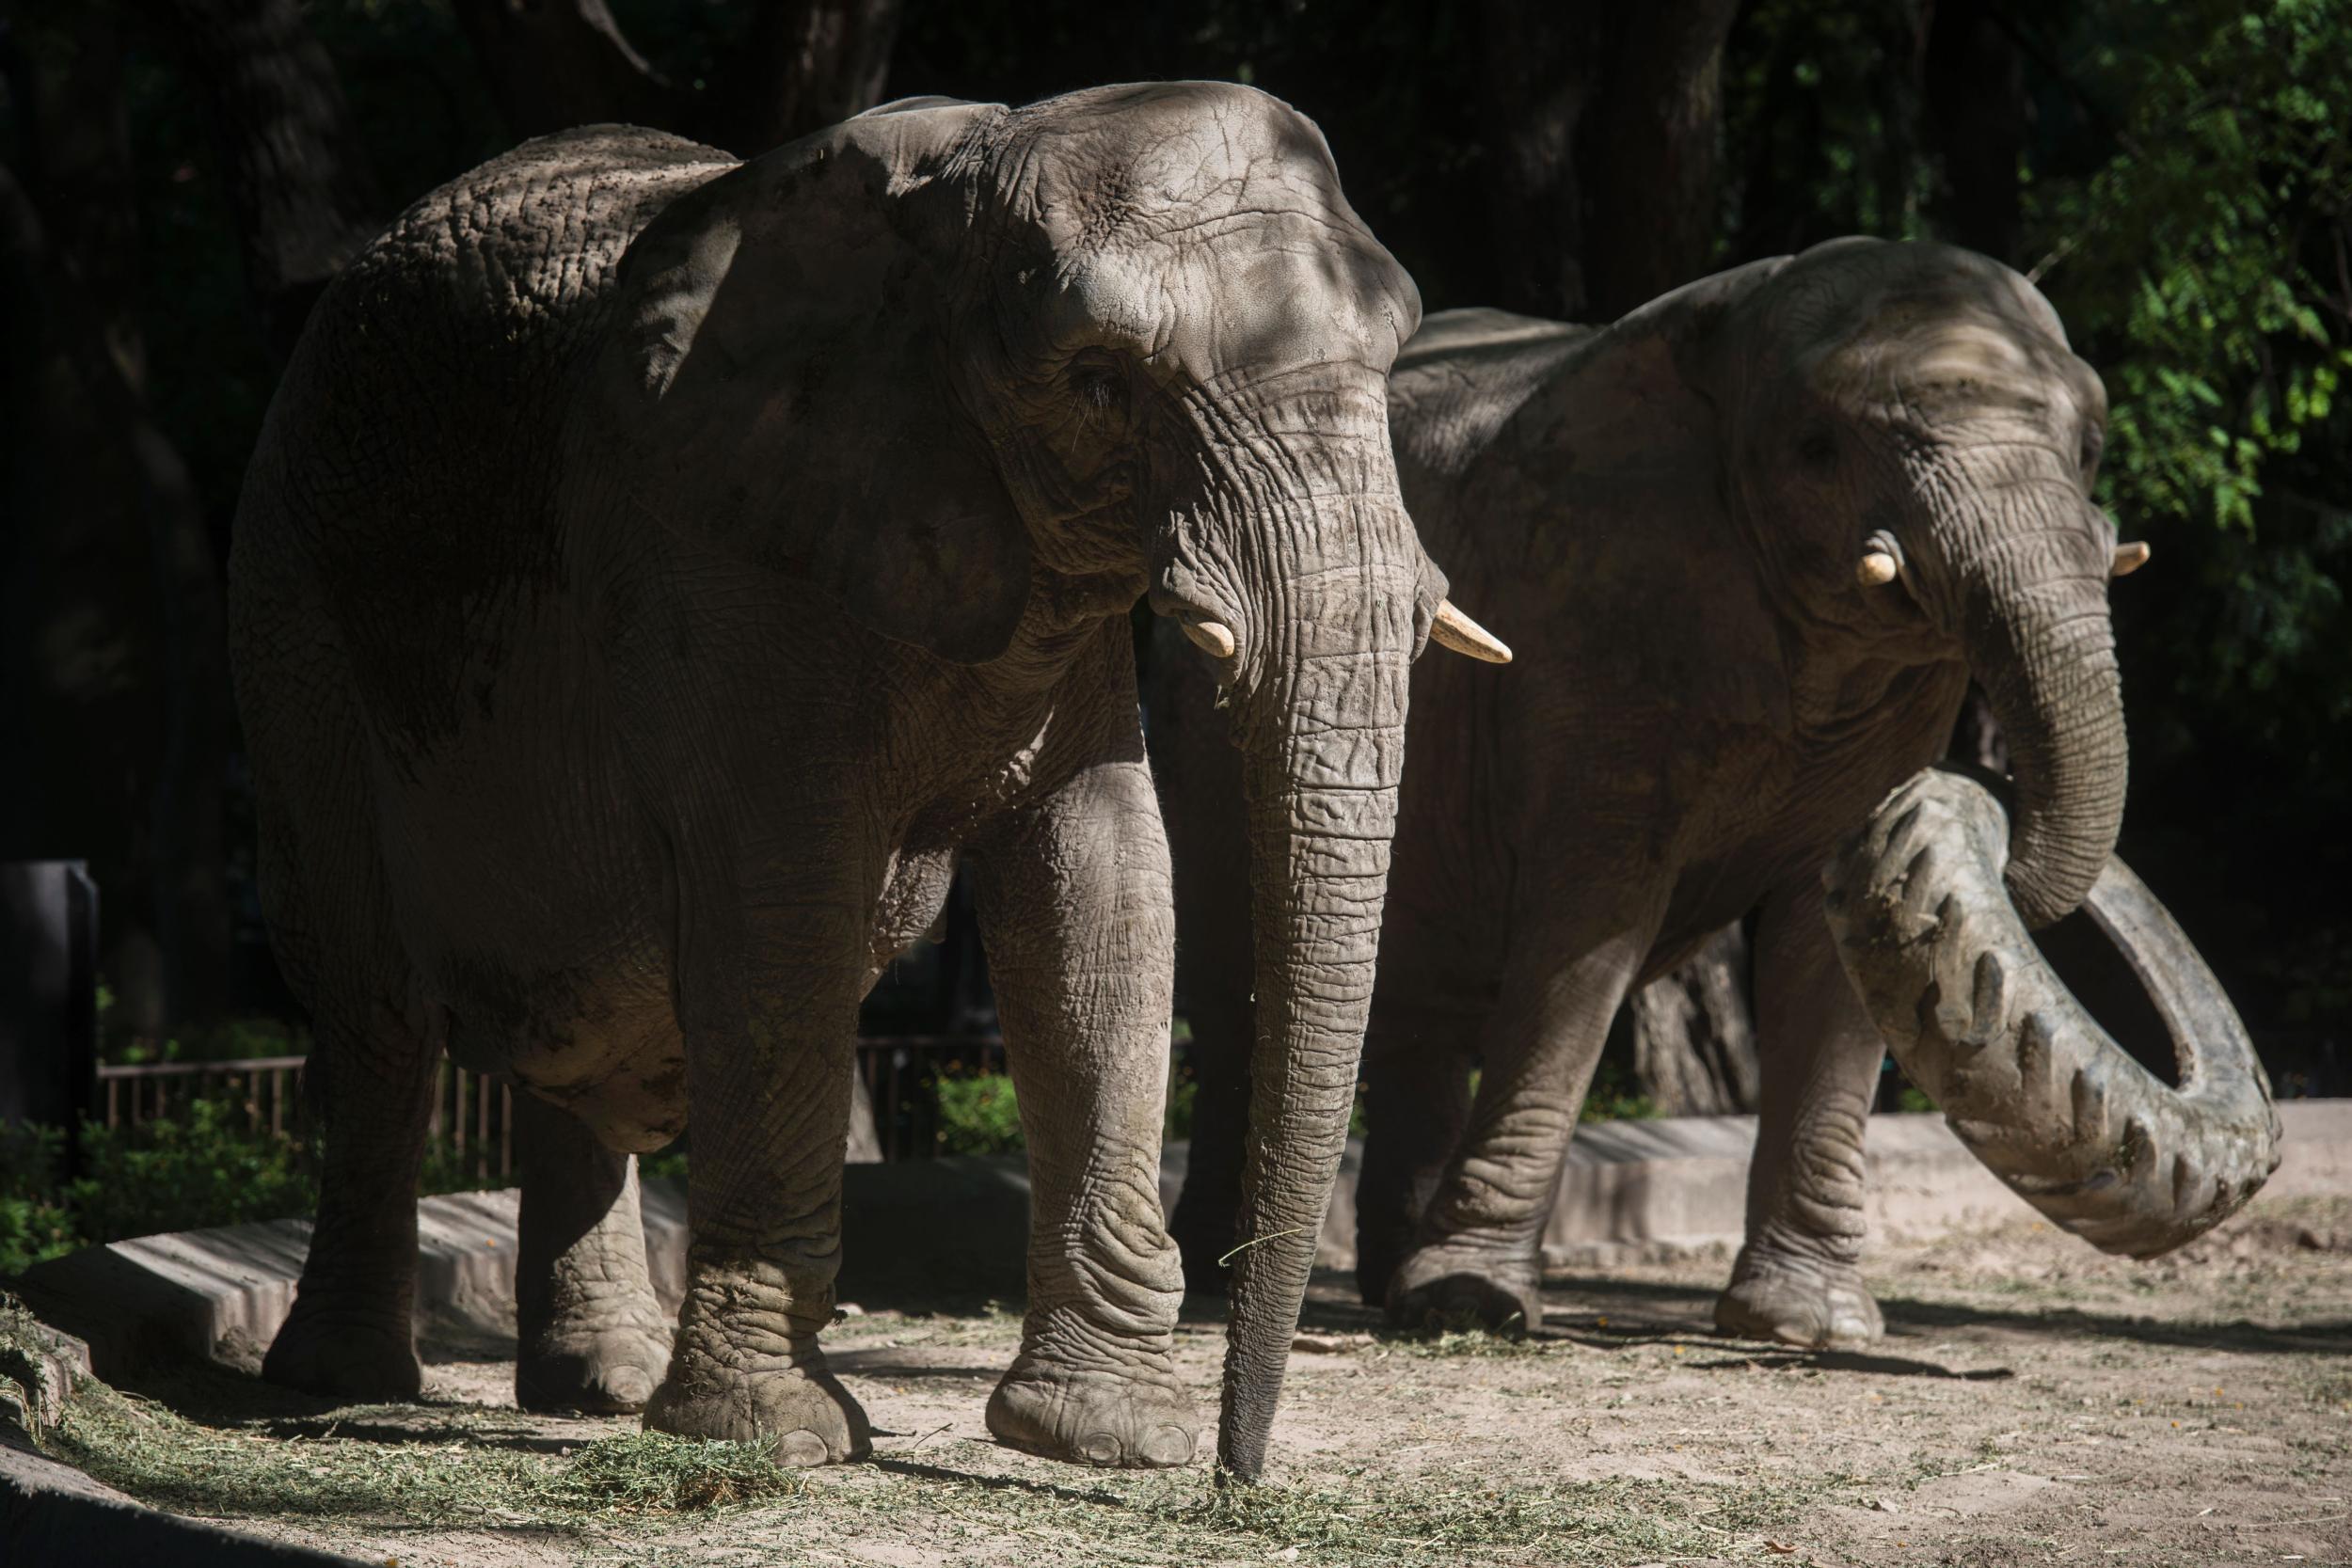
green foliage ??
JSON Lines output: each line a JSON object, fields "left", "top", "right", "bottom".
{"left": 1578, "top": 1060, "right": 1659, "bottom": 1125}
{"left": 2031, "top": 0, "right": 2352, "bottom": 537}
{"left": 0, "top": 1125, "right": 80, "bottom": 1275}
{"left": 931, "top": 1070, "right": 1025, "bottom": 1156}
{"left": 0, "top": 1102, "right": 319, "bottom": 1275}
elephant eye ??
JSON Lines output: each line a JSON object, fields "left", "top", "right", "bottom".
{"left": 1795, "top": 428, "right": 1838, "bottom": 469}
{"left": 2078, "top": 424, "right": 2106, "bottom": 478}
{"left": 1067, "top": 351, "right": 1128, "bottom": 418}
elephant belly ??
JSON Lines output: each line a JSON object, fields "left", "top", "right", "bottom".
{"left": 381, "top": 752, "right": 690, "bottom": 1152}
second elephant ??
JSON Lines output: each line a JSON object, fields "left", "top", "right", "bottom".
{"left": 1161, "top": 238, "right": 2268, "bottom": 1345}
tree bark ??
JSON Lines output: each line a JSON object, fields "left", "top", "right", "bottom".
{"left": 1476, "top": 0, "right": 1740, "bottom": 321}
{"left": 137, "top": 0, "right": 386, "bottom": 366}
{"left": 1617, "top": 923, "right": 1760, "bottom": 1117}
{"left": 1, "top": 161, "right": 230, "bottom": 1032}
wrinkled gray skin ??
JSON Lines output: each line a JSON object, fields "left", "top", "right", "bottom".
{"left": 1164, "top": 239, "right": 2152, "bottom": 1347}
{"left": 230, "top": 83, "right": 1449, "bottom": 1480}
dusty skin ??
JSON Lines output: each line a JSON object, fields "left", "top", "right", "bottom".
{"left": 45, "top": 1196, "right": 2352, "bottom": 1567}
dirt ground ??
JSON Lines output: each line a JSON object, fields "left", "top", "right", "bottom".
{"left": 55, "top": 1194, "right": 2352, "bottom": 1567}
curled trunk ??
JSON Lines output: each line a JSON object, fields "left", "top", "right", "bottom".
{"left": 1824, "top": 768, "right": 2280, "bottom": 1258}
{"left": 1965, "top": 572, "right": 2126, "bottom": 929}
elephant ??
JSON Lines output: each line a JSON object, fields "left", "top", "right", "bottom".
{"left": 227, "top": 82, "right": 1507, "bottom": 1480}
{"left": 1159, "top": 237, "right": 2278, "bottom": 1347}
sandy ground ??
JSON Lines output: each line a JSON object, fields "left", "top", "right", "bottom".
{"left": 89, "top": 1195, "right": 2352, "bottom": 1567}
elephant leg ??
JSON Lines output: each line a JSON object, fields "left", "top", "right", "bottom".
{"left": 1353, "top": 998, "right": 1479, "bottom": 1307}
{"left": 641, "top": 884, "right": 872, "bottom": 1466}
{"left": 513, "top": 1092, "right": 672, "bottom": 1413}
{"left": 1388, "top": 903, "right": 1658, "bottom": 1333}
{"left": 1716, "top": 879, "right": 1886, "bottom": 1348}
{"left": 263, "top": 983, "right": 437, "bottom": 1401}
{"left": 966, "top": 757, "right": 1198, "bottom": 1468}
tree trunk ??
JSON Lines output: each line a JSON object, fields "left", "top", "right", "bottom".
{"left": 448, "top": 0, "right": 692, "bottom": 144}
{"left": 1577, "top": 0, "right": 1743, "bottom": 321}
{"left": 718, "top": 0, "right": 906, "bottom": 153}
{"left": 1, "top": 161, "right": 230, "bottom": 1033}
{"left": 1476, "top": 0, "right": 1740, "bottom": 321}
{"left": 5, "top": 2, "right": 145, "bottom": 388}
{"left": 1922, "top": 0, "right": 2026, "bottom": 267}
{"left": 1474, "top": 0, "right": 1602, "bottom": 318}
{"left": 1616, "top": 923, "right": 1760, "bottom": 1116}
{"left": 453, "top": 0, "right": 905, "bottom": 157}
{"left": 138, "top": 0, "right": 386, "bottom": 365}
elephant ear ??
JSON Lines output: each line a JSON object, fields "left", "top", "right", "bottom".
{"left": 594, "top": 98, "right": 1031, "bottom": 665}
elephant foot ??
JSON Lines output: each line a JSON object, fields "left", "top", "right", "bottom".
{"left": 1385, "top": 1243, "right": 1543, "bottom": 1335}
{"left": 262, "top": 1302, "right": 421, "bottom": 1402}
{"left": 985, "top": 1358, "right": 1200, "bottom": 1468}
{"left": 1715, "top": 1257, "right": 1883, "bottom": 1349}
{"left": 517, "top": 1317, "right": 674, "bottom": 1415}
{"left": 644, "top": 1355, "right": 871, "bottom": 1466}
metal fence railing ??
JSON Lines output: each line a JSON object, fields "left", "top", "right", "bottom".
{"left": 93, "top": 1035, "right": 1015, "bottom": 1175}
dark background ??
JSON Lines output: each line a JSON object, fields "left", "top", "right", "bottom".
{"left": 3, "top": 0, "right": 2346, "bottom": 1092}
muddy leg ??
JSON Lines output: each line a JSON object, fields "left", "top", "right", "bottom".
{"left": 514, "top": 1092, "right": 673, "bottom": 1413}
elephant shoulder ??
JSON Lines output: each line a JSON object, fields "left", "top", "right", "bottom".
{"left": 319, "top": 128, "right": 740, "bottom": 372}
{"left": 1389, "top": 309, "right": 1595, "bottom": 481}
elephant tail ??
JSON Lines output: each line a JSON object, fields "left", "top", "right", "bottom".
{"left": 1823, "top": 767, "right": 2280, "bottom": 1259}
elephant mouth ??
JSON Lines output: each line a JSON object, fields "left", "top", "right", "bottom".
{"left": 1823, "top": 767, "right": 2280, "bottom": 1259}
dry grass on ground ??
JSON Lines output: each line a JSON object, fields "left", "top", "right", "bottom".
{"left": 13, "top": 1196, "right": 2351, "bottom": 1567}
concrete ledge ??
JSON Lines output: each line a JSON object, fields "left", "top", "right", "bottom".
{"left": 13, "top": 1101, "right": 2346, "bottom": 1381}
{"left": 1, "top": 1433, "right": 369, "bottom": 1568}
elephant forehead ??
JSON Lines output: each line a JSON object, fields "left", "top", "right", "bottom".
{"left": 1810, "top": 307, "right": 2090, "bottom": 424}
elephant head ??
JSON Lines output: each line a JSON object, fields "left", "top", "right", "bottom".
{"left": 1708, "top": 238, "right": 2140, "bottom": 929}
{"left": 579, "top": 83, "right": 1503, "bottom": 1479}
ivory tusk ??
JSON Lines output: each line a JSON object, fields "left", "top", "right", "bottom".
{"left": 2111, "top": 541, "right": 2151, "bottom": 578}
{"left": 1857, "top": 551, "right": 1900, "bottom": 587}
{"left": 1430, "top": 598, "right": 1511, "bottom": 664}
{"left": 1182, "top": 618, "right": 1236, "bottom": 658}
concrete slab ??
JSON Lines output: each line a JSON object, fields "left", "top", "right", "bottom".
{"left": 13, "top": 1101, "right": 2344, "bottom": 1381}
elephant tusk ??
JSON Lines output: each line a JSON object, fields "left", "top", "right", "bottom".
{"left": 2111, "top": 541, "right": 2151, "bottom": 578}
{"left": 1856, "top": 551, "right": 1900, "bottom": 587}
{"left": 1429, "top": 598, "right": 1511, "bottom": 664}
{"left": 1182, "top": 618, "right": 1237, "bottom": 658}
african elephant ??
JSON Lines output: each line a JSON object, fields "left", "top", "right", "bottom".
{"left": 228, "top": 82, "right": 1504, "bottom": 1479}
{"left": 1161, "top": 238, "right": 2276, "bottom": 1347}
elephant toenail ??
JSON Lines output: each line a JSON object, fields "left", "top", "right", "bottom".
{"left": 1081, "top": 1433, "right": 1122, "bottom": 1465}
{"left": 1141, "top": 1424, "right": 1194, "bottom": 1465}
{"left": 772, "top": 1429, "right": 830, "bottom": 1467}
{"left": 607, "top": 1367, "right": 654, "bottom": 1407}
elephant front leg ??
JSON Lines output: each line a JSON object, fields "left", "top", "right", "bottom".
{"left": 967, "top": 758, "right": 1199, "bottom": 1468}
{"left": 1388, "top": 908, "right": 1657, "bottom": 1333}
{"left": 513, "top": 1092, "right": 673, "bottom": 1413}
{"left": 264, "top": 986, "right": 437, "bottom": 1401}
{"left": 1716, "top": 879, "right": 1886, "bottom": 1349}
{"left": 642, "top": 899, "right": 871, "bottom": 1465}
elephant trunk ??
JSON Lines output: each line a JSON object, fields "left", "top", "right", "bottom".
{"left": 1211, "top": 523, "right": 1415, "bottom": 1482}
{"left": 1963, "top": 555, "right": 2127, "bottom": 929}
